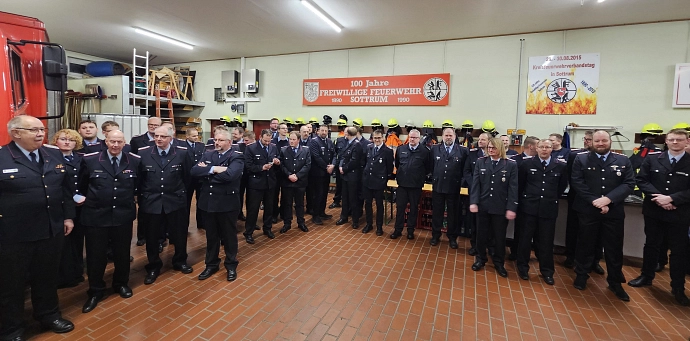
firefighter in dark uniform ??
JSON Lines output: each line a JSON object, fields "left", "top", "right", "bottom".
{"left": 80, "top": 130, "right": 140, "bottom": 313}
{"left": 191, "top": 129, "right": 244, "bottom": 282}
{"left": 392, "top": 129, "right": 430, "bottom": 239}
{"left": 0, "top": 116, "right": 76, "bottom": 339}
{"left": 335, "top": 127, "right": 364, "bottom": 229}
{"left": 516, "top": 139, "right": 568, "bottom": 285}
{"left": 243, "top": 129, "right": 280, "bottom": 244}
{"left": 309, "top": 125, "right": 335, "bottom": 225}
{"left": 279, "top": 132, "right": 311, "bottom": 233}
{"left": 271, "top": 123, "right": 290, "bottom": 223}
{"left": 464, "top": 132, "right": 489, "bottom": 255}
{"left": 507, "top": 136, "right": 538, "bottom": 259}
{"left": 470, "top": 137, "right": 518, "bottom": 278}
{"left": 362, "top": 130, "right": 394, "bottom": 236}
{"left": 570, "top": 130, "right": 635, "bottom": 301}
{"left": 430, "top": 128, "right": 468, "bottom": 248}
{"left": 129, "top": 117, "right": 161, "bottom": 154}
{"left": 184, "top": 127, "right": 206, "bottom": 230}
{"left": 329, "top": 119, "right": 349, "bottom": 209}
{"left": 234, "top": 129, "right": 249, "bottom": 221}
{"left": 628, "top": 128, "right": 690, "bottom": 306}
{"left": 138, "top": 126, "right": 194, "bottom": 285}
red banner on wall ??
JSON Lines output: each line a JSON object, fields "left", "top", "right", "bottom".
{"left": 303, "top": 73, "right": 450, "bottom": 106}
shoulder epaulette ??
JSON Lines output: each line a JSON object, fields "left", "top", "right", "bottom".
{"left": 176, "top": 145, "right": 188, "bottom": 150}
{"left": 128, "top": 152, "right": 141, "bottom": 158}
{"left": 612, "top": 151, "right": 625, "bottom": 155}
{"left": 246, "top": 141, "right": 256, "bottom": 146}
{"left": 302, "top": 145, "right": 309, "bottom": 149}
{"left": 507, "top": 158, "right": 516, "bottom": 162}
{"left": 478, "top": 156, "right": 487, "bottom": 159}
{"left": 43, "top": 144, "right": 58, "bottom": 149}
{"left": 470, "top": 148, "right": 478, "bottom": 151}
{"left": 139, "top": 146, "right": 151, "bottom": 150}
{"left": 577, "top": 151, "right": 588, "bottom": 154}
{"left": 524, "top": 155, "right": 534, "bottom": 159}
{"left": 176, "top": 138, "right": 185, "bottom": 142}
{"left": 83, "top": 152, "right": 99, "bottom": 157}
{"left": 648, "top": 151, "right": 662, "bottom": 155}
{"left": 134, "top": 132, "right": 147, "bottom": 138}
{"left": 233, "top": 150, "right": 243, "bottom": 154}
{"left": 557, "top": 158, "right": 567, "bottom": 162}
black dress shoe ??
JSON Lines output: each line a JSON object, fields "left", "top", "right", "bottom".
{"left": 563, "top": 258, "right": 575, "bottom": 269}
{"left": 263, "top": 230, "right": 275, "bottom": 239}
{"left": 227, "top": 269, "right": 237, "bottom": 282}
{"left": 655, "top": 263, "right": 666, "bottom": 272}
{"left": 495, "top": 265, "right": 508, "bottom": 278}
{"left": 136, "top": 238, "right": 146, "bottom": 246}
{"left": 407, "top": 232, "right": 414, "bottom": 240}
{"left": 335, "top": 218, "right": 348, "bottom": 225}
{"left": 627, "top": 275, "right": 653, "bottom": 287}
{"left": 7, "top": 336, "right": 24, "bottom": 341}
{"left": 352, "top": 223, "right": 359, "bottom": 229}
{"left": 244, "top": 234, "right": 255, "bottom": 244}
{"left": 312, "top": 217, "right": 323, "bottom": 225}
{"left": 82, "top": 293, "right": 107, "bottom": 313}
{"left": 198, "top": 267, "right": 218, "bottom": 280}
{"left": 430, "top": 237, "right": 439, "bottom": 246}
{"left": 608, "top": 285, "right": 630, "bottom": 302}
{"left": 298, "top": 224, "right": 309, "bottom": 232}
{"left": 543, "top": 276, "right": 555, "bottom": 285}
{"left": 471, "top": 261, "right": 485, "bottom": 271}
{"left": 329, "top": 202, "right": 341, "bottom": 209}
{"left": 41, "top": 318, "right": 74, "bottom": 333}
{"left": 591, "top": 263, "right": 605, "bottom": 275}
{"left": 449, "top": 239, "right": 458, "bottom": 249}
{"left": 573, "top": 275, "right": 588, "bottom": 290}
{"left": 376, "top": 227, "right": 383, "bottom": 236}
{"left": 173, "top": 264, "right": 194, "bottom": 274}
{"left": 280, "top": 226, "right": 291, "bottom": 233}
{"left": 672, "top": 288, "right": 690, "bottom": 306}
{"left": 271, "top": 217, "right": 278, "bottom": 224}
{"left": 362, "top": 224, "right": 373, "bottom": 233}
{"left": 518, "top": 271, "right": 529, "bottom": 280}
{"left": 468, "top": 248, "right": 477, "bottom": 256}
{"left": 238, "top": 213, "right": 246, "bottom": 221}
{"left": 116, "top": 285, "right": 133, "bottom": 298}
{"left": 320, "top": 214, "right": 333, "bottom": 219}
{"left": 144, "top": 271, "right": 159, "bottom": 285}
{"left": 390, "top": 231, "right": 401, "bottom": 239}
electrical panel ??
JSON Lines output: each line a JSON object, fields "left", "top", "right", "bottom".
{"left": 242, "top": 69, "right": 259, "bottom": 93}
{"left": 221, "top": 70, "right": 239, "bottom": 94}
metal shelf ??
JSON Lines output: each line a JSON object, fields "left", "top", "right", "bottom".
{"left": 130, "top": 93, "right": 205, "bottom": 108}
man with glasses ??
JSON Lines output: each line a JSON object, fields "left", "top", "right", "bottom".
{"left": 243, "top": 130, "right": 280, "bottom": 244}
{"left": 271, "top": 124, "right": 290, "bottom": 224}
{"left": 269, "top": 118, "right": 280, "bottom": 139}
{"left": 308, "top": 125, "right": 335, "bottom": 225}
{"left": 628, "top": 128, "right": 690, "bottom": 306}
{"left": 392, "top": 129, "right": 430, "bottom": 239}
{"left": 0, "top": 116, "right": 76, "bottom": 339}
{"left": 130, "top": 117, "right": 161, "bottom": 154}
{"left": 185, "top": 128, "right": 206, "bottom": 230}
{"left": 138, "top": 126, "right": 193, "bottom": 285}
{"left": 362, "top": 130, "right": 394, "bottom": 236}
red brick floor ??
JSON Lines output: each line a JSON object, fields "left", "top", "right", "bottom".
{"left": 24, "top": 194, "right": 690, "bottom": 340}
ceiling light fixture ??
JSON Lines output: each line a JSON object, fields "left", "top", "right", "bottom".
{"left": 300, "top": 0, "right": 342, "bottom": 33}
{"left": 597, "top": 0, "right": 606, "bottom": 2}
{"left": 134, "top": 27, "right": 194, "bottom": 50}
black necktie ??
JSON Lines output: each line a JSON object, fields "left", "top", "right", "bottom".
{"left": 161, "top": 150, "right": 167, "bottom": 165}
{"left": 446, "top": 147, "right": 451, "bottom": 155}
{"left": 672, "top": 157, "right": 677, "bottom": 168}
{"left": 293, "top": 148, "right": 298, "bottom": 154}
{"left": 111, "top": 156, "right": 118, "bottom": 173}
{"left": 600, "top": 155, "right": 606, "bottom": 164}
{"left": 542, "top": 160, "right": 547, "bottom": 170}
{"left": 492, "top": 160, "right": 498, "bottom": 167}
{"left": 265, "top": 146, "right": 269, "bottom": 155}
{"left": 375, "top": 146, "right": 379, "bottom": 154}
{"left": 29, "top": 152, "right": 40, "bottom": 168}
{"left": 65, "top": 155, "right": 74, "bottom": 162}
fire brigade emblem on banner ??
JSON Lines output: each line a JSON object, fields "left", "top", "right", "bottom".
{"left": 304, "top": 82, "right": 319, "bottom": 102}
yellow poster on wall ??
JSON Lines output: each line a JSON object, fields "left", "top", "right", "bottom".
{"left": 526, "top": 53, "right": 600, "bottom": 115}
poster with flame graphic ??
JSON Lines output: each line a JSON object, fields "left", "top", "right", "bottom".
{"left": 527, "top": 53, "right": 600, "bottom": 115}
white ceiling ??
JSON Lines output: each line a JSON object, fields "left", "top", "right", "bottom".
{"left": 2, "top": 0, "right": 689, "bottom": 65}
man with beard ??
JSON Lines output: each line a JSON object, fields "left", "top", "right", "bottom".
{"left": 309, "top": 125, "right": 335, "bottom": 225}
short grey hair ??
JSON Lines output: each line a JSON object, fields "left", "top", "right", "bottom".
{"left": 7, "top": 115, "right": 27, "bottom": 134}
{"left": 215, "top": 129, "right": 231, "bottom": 140}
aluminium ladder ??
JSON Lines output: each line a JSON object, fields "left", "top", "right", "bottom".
{"left": 131, "top": 48, "right": 149, "bottom": 116}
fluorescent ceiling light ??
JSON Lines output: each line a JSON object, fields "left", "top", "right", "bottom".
{"left": 597, "top": 0, "right": 606, "bottom": 2}
{"left": 134, "top": 27, "right": 194, "bottom": 50}
{"left": 300, "top": 0, "right": 342, "bottom": 33}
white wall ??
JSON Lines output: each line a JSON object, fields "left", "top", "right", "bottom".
{"left": 163, "top": 21, "right": 690, "bottom": 151}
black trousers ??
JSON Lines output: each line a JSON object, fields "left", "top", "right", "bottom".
{"left": 475, "top": 211, "right": 508, "bottom": 266}
{"left": 657, "top": 230, "right": 670, "bottom": 267}
{"left": 641, "top": 216, "right": 688, "bottom": 290}
{"left": 333, "top": 171, "right": 342, "bottom": 204}
{"left": 186, "top": 183, "right": 204, "bottom": 229}
{"left": 305, "top": 183, "right": 313, "bottom": 213}
{"left": 202, "top": 210, "right": 239, "bottom": 271}
{"left": 0, "top": 234, "right": 64, "bottom": 339}
{"left": 136, "top": 196, "right": 148, "bottom": 240}
{"left": 144, "top": 208, "right": 188, "bottom": 273}
{"left": 363, "top": 187, "right": 384, "bottom": 228}
{"left": 340, "top": 179, "right": 362, "bottom": 223}
{"left": 245, "top": 187, "right": 274, "bottom": 234}
{"left": 272, "top": 177, "right": 283, "bottom": 220}
{"left": 239, "top": 176, "right": 247, "bottom": 214}
{"left": 84, "top": 223, "right": 132, "bottom": 295}
{"left": 394, "top": 186, "right": 422, "bottom": 233}
{"left": 517, "top": 213, "right": 556, "bottom": 277}
{"left": 58, "top": 213, "right": 84, "bottom": 285}
{"left": 574, "top": 213, "right": 625, "bottom": 285}
{"left": 282, "top": 186, "right": 307, "bottom": 226}
{"left": 510, "top": 212, "right": 524, "bottom": 256}
{"left": 432, "top": 192, "right": 459, "bottom": 239}
{"left": 565, "top": 196, "right": 602, "bottom": 262}
{"left": 311, "top": 175, "right": 330, "bottom": 217}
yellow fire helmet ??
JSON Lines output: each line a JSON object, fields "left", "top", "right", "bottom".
{"left": 441, "top": 119, "right": 454, "bottom": 128}
{"left": 283, "top": 116, "right": 295, "bottom": 125}
{"left": 336, "top": 118, "right": 347, "bottom": 126}
{"left": 422, "top": 120, "right": 434, "bottom": 128}
{"left": 232, "top": 116, "right": 243, "bottom": 124}
{"left": 672, "top": 122, "right": 690, "bottom": 131}
{"left": 481, "top": 120, "right": 496, "bottom": 132}
{"left": 220, "top": 115, "right": 231, "bottom": 122}
{"left": 387, "top": 118, "right": 399, "bottom": 128}
{"left": 309, "top": 117, "right": 319, "bottom": 124}
{"left": 461, "top": 120, "right": 474, "bottom": 129}
{"left": 371, "top": 118, "right": 383, "bottom": 127}
{"left": 353, "top": 118, "right": 363, "bottom": 127}
{"left": 295, "top": 117, "right": 305, "bottom": 124}
{"left": 641, "top": 123, "right": 663, "bottom": 135}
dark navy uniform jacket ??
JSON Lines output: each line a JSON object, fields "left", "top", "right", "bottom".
{"left": 332, "top": 136, "right": 348, "bottom": 167}
{"left": 245, "top": 142, "right": 279, "bottom": 190}
{"left": 463, "top": 148, "right": 486, "bottom": 189}
{"left": 517, "top": 156, "right": 568, "bottom": 219}
{"left": 79, "top": 150, "right": 141, "bottom": 227}
{"left": 309, "top": 136, "right": 335, "bottom": 178}
{"left": 190, "top": 149, "right": 244, "bottom": 213}
{"left": 570, "top": 151, "right": 635, "bottom": 219}
{"left": 430, "top": 143, "right": 468, "bottom": 194}
{"left": 394, "top": 144, "right": 430, "bottom": 188}
{"left": 279, "top": 146, "right": 311, "bottom": 188}
{"left": 130, "top": 133, "right": 154, "bottom": 154}
{"left": 362, "top": 144, "right": 394, "bottom": 190}
{"left": 137, "top": 145, "right": 192, "bottom": 214}
{"left": 636, "top": 151, "right": 690, "bottom": 223}
{"left": 470, "top": 157, "right": 519, "bottom": 215}
{"left": 0, "top": 142, "right": 76, "bottom": 243}
{"left": 339, "top": 139, "right": 363, "bottom": 182}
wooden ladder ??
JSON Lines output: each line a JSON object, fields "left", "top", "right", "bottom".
{"left": 155, "top": 89, "right": 174, "bottom": 122}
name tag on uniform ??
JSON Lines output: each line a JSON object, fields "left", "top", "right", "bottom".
{"left": 677, "top": 172, "right": 688, "bottom": 176}
{"left": 94, "top": 169, "right": 103, "bottom": 173}
{"left": 2, "top": 168, "right": 18, "bottom": 173}
{"left": 529, "top": 168, "right": 537, "bottom": 171}
{"left": 122, "top": 170, "right": 133, "bottom": 174}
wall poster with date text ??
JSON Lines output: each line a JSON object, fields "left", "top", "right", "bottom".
{"left": 527, "top": 53, "right": 600, "bottom": 115}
